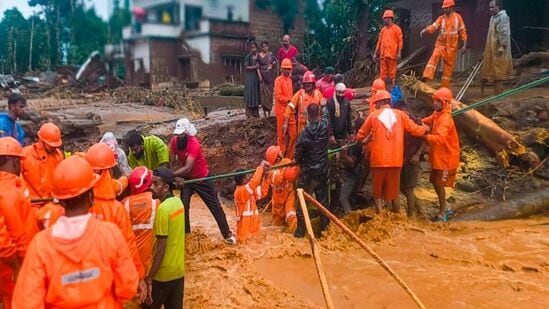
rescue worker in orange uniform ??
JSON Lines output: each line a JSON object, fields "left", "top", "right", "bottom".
{"left": 422, "top": 87, "right": 460, "bottom": 222}
{"left": 368, "top": 78, "right": 386, "bottom": 114}
{"left": 84, "top": 143, "right": 145, "bottom": 281}
{"left": 0, "top": 137, "right": 39, "bottom": 308}
{"left": 420, "top": 0, "right": 468, "bottom": 87}
{"left": 283, "top": 71, "right": 323, "bottom": 158}
{"left": 274, "top": 58, "right": 295, "bottom": 158}
{"left": 356, "top": 90, "right": 429, "bottom": 214}
{"left": 374, "top": 10, "right": 403, "bottom": 85}
{"left": 233, "top": 160, "right": 270, "bottom": 243}
{"left": 12, "top": 156, "right": 139, "bottom": 308}
{"left": 264, "top": 146, "right": 298, "bottom": 232}
{"left": 122, "top": 166, "right": 159, "bottom": 272}
{"left": 21, "top": 122, "right": 64, "bottom": 206}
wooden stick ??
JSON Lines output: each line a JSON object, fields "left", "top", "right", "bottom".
{"left": 260, "top": 200, "right": 272, "bottom": 214}
{"left": 302, "top": 191, "right": 426, "bottom": 309}
{"left": 296, "top": 189, "right": 335, "bottom": 309}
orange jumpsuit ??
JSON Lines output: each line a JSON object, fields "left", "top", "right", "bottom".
{"left": 122, "top": 191, "right": 159, "bottom": 272}
{"left": 274, "top": 74, "right": 294, "bottom": 157}
{"left": 266, "top": 158, "right": 297, "bottom": 232}
{"left": 423, "top": 12, "right": 468, "bottom": 87}
{"left": 422, "top": 103, "right": 460, "bottom": 170}
{"left": 234, "top": 166, "right": 268, "bottom": 243}
{"left": 0, "top": 171, "right": 39, "bottom": 307}
{"left": 21, "top": 142, "right": 64, "bottom": 204}
{"left": 0, "top": 212, "right": 17, "bottom": 309}
{"left": 91, "top": 170, "right": 145, "bottom": 279}
{"left": 376, "top": 24, "right": 403, "bottom": 82}
{"left": 12, "top": 217, "right": 138, "bottom": 308}
{"left": 356, "top": 106, "right": 427, "bottom": 200}
{"left": 35, "top": 202, "right": 64, "bottom": 230}
{"left": 284, "top": 89, "right": 323, "bottom": 158}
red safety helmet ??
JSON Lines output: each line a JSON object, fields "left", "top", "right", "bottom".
{"left": 432, "top": 87, "right": 453, "bottom": 104}
{"left": 281, "top": 58, "right": 293, "bottom": 69}
{"left": 38, "top": 123, "right": 62, "bottom": 148}
{"left": 372, "top": 78, "right": 386, "bottom": 92}
{"left": 284, "top": 165, "right": 300, "bottom": 182}
{"left": 85, "top": 143, "right": 117, "bottom": 170}
{"left": 302, "top": 71, "right": 316, "bottom": 84}
{"left": 442, "top": 0, "right": 455, "bottom": 8}
{"left": 265, "top": 145, "right": 281, "bottom": 165}
{"left": 0, "top": 137, "right": 25, "bottom": 158}
{"left": 52, "top": 156, "right": 100, "bottom": 200}
{"left": 382, "top": 10, "right": 394, "bottom": 19}
{"left": 128, "top": 166, "right": 152, "bottom": 194}
{"left": 373, "top": 90, "right": 392, "bottom": 104}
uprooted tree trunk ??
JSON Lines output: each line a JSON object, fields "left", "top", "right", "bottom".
{"left": 400, "top": 75, "right": 540, "bottom": 168}
{"left": 452, "top": 189, "right": 549, "bottom": 221}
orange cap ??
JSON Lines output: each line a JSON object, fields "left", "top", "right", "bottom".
{"left": 0, "top": 137, "right": 25, "bottom": 157}
{"left": 85, "top": 143, "right": 117, "bottom": 170}
{"left": 265, "top": 145, "right": 281, "bottom": 165}
{"left": 281, "top": 58, "right": 293, "bottom": 69}
{"left": 38, "top": 123, "right": 62, "bottom": 148}
{"left": 372, "top": 78, "right": 386, "bottom": 91}
{"left": 432, "top": 87, "right": 453, "bottom": 103}
{"left": 373, "top": 90, "right": 392, "bottom": 104}
{"left": 382, "top": 10, "right": 394, "bottom": 19}
{"left": 442, "top": 0, "right": 455, "bottom": 8}
{"left": 52, "top": 156, "right": 100, "bottom": 200}
{"left": 302, "top": 71, "right": 316, "bottom": 84}
{"left": 284, "top": 165, "right": 300, "bottom": 182}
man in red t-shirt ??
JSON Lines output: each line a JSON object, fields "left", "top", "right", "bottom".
{"left": 277, "top": 34, "right": 299, "bottom": 63}
{"left": 170, "top": 118, "right": 236, "bottom": 245}
{"left": 322, "top": 73, "right": 355, "bottom": 100}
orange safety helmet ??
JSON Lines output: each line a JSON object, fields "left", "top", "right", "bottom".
{"left": 85, "top": 143, "right": 117, "bottom": 170}
{"left": 302, "top": 71, "right": 316, "bottom": 84}
{"left": 382, "top": 10, "right": 394, "bottom": 19}
{"left": 281, "top": 58, "right": 293, "bottom": 69}
{"left": 372, "top": 78, "right": 386, "bottom": 92}
{"left": 441, "top": 0, "right": 455, "bottom": 8}
{"left": 432, "top": 87, "right": 453, "bottom": 104}
{"left": 128, "top": 166, "right": 152, "bottom": 194}
{"left": 265, "top": 145, "right": 281, "bottom": 165}
{"left": 0, "top": 137, "right": 25, "bottom": 157}
{"left": 38, "top": 122, "right": 62, "bottom": 148}
{"left": 373, "top": 89, "right": 392, "bottom": 104}
{"left": 284, "top": 165, "right": 300, "bottom": 182}
{"left": 52, "top": 156, "right": 100, "bottom": 200}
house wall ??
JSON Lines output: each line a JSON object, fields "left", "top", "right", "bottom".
{"left": 149, "top": 39, "right": 179, "bottom": 87}
{"left": 133, "top": 40, "right": 151, "bottom": 73}
{"left": 249, "top": 1, "right": 305, "bottom": 54}
{"left": 186, "top": 35, "right": 211, "bottom": 64}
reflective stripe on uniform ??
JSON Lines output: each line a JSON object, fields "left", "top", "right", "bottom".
{"left": 125, "top": 198, "right": 157, "bottom": 230}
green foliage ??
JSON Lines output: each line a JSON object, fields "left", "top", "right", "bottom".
{"left": 0, "top": 1, "right": 109, "bottom": 73}
{"left": 109, "top": 0, "right": 131, "bottom": 44}
{"left": 302, "top": 0, "right": 390, "bottom": 73}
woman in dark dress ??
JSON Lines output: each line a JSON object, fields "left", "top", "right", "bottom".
{"left": 244, "top": 42, "right": 260, "bottom": 118}
{"left": 257, "top": 41, "right": 278, "bottom": 118}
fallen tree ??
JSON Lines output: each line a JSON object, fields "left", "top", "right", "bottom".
{"left": 452, "top": 189, "right": 549, "bottom": 221}
{"left": 400, "top": 75, "right": 540, "bottom": 168}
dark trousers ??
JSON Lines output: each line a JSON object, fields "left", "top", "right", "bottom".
{"left": 295, "top": 172, "right": 330, "bottom": 238}
{"left": 142, "top": 277, "right": 184, "bottom": 309}
{"left": 180, "top": 179, "right": 231, "bottom": 238}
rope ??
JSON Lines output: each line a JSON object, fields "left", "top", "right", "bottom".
{"left": 157, "top": 75, "right": 549, "bottom": 185}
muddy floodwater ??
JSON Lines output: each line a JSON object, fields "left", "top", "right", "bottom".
{"left": 184, "top": 196, "right": 549, "bottom": 308}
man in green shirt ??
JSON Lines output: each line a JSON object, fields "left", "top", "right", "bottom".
{"left": 126, "top": 132, "right": 169, "bottom": 170}
{"left": 144, "top": 167, "right": 185, "bottom": 308}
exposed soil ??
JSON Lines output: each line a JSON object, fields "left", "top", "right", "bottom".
{"left": 13, "top": 80, "right": 549, "bottom": 308}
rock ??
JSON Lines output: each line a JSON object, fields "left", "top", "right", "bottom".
{"left": 456, "top": 180, "right": 477, "bottom": 192}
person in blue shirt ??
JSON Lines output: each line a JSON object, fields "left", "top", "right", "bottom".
{"left": 0, "top": 94, "right": 27, "bottom": 145}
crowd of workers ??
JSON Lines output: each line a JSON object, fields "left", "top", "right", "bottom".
{"left": 0, "top": 0, "right": 514, "bottom": 307}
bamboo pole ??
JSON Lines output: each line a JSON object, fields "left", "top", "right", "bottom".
{"left": 302, "top": 191, "right": 426, "bottom": 309}
{"left": 260, "top": 200, "right": 272, "bottom": 214}
{"left": 296, "top": 189, "right": 335, "bottom": 309}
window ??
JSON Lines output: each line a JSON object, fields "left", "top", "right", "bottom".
{"left": 185, "top": 5, "right": 203, "bottom": 31}
{"left": 223, "top": 56, "right": 243, "bottom": 83}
